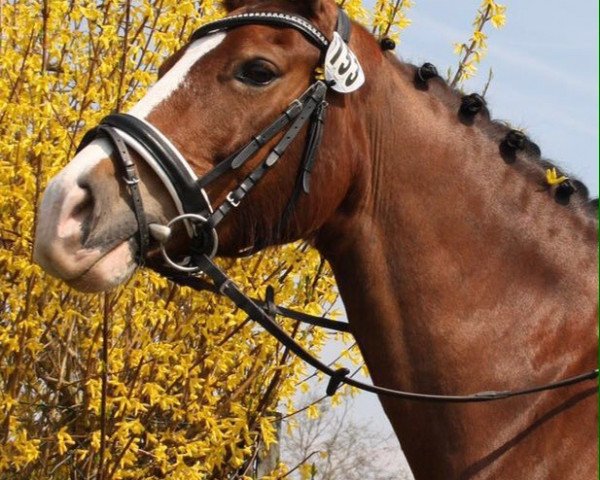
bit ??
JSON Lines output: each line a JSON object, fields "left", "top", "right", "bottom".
{"left": 148, "top": 223, "right": 172, "bottom": 244}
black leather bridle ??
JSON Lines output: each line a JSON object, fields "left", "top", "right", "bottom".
{"left": 77, "top": 9, "right": 598, "bottom": 402}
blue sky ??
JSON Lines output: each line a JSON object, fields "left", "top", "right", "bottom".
{"left": 323, "top": 0, "right": 598, "bottom": 453}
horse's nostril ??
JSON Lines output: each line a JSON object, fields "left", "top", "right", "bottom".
{"left": 72, "top": 186, "right": 94, "bottom": 244}
{"left": 72, "top": 186, "right": 92, "bottom": 217}
{"left": 55, "top": 183, "right": 94, "bottom": 245}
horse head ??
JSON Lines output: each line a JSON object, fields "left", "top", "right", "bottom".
{"left": 34, "top": 0, "right": 376, "bottom": 292}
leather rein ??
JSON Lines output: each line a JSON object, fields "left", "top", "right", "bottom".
{"left": 77, "top": 9, "right": 598, "bottom": 403}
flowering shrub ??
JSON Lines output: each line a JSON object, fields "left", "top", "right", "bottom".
{"left": 451, "top": 0, "right": 507, "bottom": 86}
{"left": 0, "top": 1, "right": 503, "bottom": 478}
{"left": 371, "top": 0, "right": 413, "bottom": 43}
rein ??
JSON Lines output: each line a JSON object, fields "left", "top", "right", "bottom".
{"left": 77, "top": 9, "right": 598, "bottom": 403}
{"left": 157, "top": 259, "right": 599, "bottom": 403}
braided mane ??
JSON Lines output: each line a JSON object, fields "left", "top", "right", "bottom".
{"left": 387, "top": 52, "right": 598, "bottom": 220}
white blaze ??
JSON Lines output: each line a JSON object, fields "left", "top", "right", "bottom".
{"left": 129, "top": 33, "right": 226, "bottom": 119}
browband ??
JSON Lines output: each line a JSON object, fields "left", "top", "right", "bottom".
{"left": 191, "top": 11, "right": 333, "bottom": 50}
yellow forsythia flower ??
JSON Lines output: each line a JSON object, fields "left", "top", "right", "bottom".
{"left": 546, "top": 168, "right": 568, "bottom": 186}
{"left": 56, "top": 427, "right": 75, "bottom": 456}
{"left": 451, "top": 0, "right": 507, "bottom": 86}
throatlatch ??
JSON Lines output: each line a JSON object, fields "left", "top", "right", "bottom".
{"left": 78, "top": 8, "right": 598, "bottom": 403}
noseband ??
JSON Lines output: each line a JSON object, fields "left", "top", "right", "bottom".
{"left": 77, "top": 10, "right": 598, "bottom": 402}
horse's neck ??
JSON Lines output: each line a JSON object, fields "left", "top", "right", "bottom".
{"left": 317, "top": 56, "right": 598, "bottom": 478}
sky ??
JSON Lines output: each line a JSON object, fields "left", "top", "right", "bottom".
{"left": 309, "top": 0, "right": 598, "bottom": 473}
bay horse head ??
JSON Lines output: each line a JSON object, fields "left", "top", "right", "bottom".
{"left": 34, "top": 0, "right": 372, "bottom": 292}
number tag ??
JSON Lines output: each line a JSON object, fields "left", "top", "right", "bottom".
{"left": 324, "top": 32, "right": 365, "bottom": 93}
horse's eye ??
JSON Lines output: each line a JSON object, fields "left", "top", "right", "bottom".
{"left": 236, "top": 60, "right": 278, "bottom": 86}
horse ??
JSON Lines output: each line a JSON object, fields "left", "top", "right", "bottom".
{"left": 33, "top": 0, "right": 598, "bottom": 478}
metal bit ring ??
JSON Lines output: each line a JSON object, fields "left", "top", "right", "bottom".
{"left": 159, "top": 213, "right": 218, "bottom": 272}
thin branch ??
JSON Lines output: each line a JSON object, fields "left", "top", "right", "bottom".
{"left": 481, "top": 67, "right": 494, "bottom": 98}
{"left": 98, "top": 293, "right": 111, "bottom": 480}
{"left": 276, "top": 450, "right": 320, "bottom": 480}
{"left": 450, "top": 5, "right": 492, "bottom": 88}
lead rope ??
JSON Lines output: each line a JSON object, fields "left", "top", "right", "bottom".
{"left": 161, "top": 254, "right": 599, "bottom": 403}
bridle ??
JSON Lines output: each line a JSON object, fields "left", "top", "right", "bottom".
{"left": 78, "top": 10, "right": 355, "bottom": 266}
{"left": 77, "top": 9, "right": 598, "bottom": 403}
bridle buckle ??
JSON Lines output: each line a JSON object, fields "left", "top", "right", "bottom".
{"left": 123, "top": 176, "right": 140, "bottom": 186}
{"left": 226, "top": 192, "right": 240, "bottom": 208}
